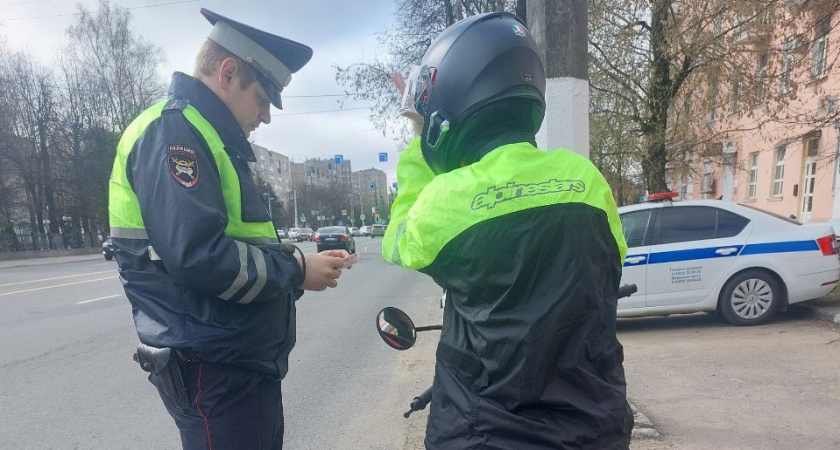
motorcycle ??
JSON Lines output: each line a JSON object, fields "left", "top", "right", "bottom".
{"left": 375, "top": 283, "right": 638, "bottom": 418}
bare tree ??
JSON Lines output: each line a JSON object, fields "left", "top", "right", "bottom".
{"left": 590, "top": 0, "right": 840, "bottom": 193}
{"left": 64, "top": 0, "right": 165, "bottom": 133}
{"left": 335, "top": 0, "right": 519, "bottom": 139}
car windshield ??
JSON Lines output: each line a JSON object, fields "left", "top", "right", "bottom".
{"left": 300, "top": 228, "right": 312, "bottom": 233}
{"left": 738, "top": 204, "right": 802, "bottom": 225}
{"left": 318, "top": 227, "right": 346, "bottom": 234}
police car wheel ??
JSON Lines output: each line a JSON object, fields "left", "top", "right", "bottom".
{"left": 719, "top": 270, "right": 782, "bottom": 326}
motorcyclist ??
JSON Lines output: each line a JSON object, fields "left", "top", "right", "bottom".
{"left": 382, "top": 12, "right": 633, "bottom": 449}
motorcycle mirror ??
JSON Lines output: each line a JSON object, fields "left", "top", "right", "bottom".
{"left": 376, "top": 307, "right": 418, "bottom": 351}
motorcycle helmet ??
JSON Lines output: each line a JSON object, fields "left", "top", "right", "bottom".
{"left": 411, "top": 12, "right": 546, "bottom": 174}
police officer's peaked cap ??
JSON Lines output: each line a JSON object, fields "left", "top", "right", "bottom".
{"left": 201, "top": 8, "right": 313, "bottom": 109}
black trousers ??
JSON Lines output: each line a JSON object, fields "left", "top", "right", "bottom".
{"left": 151, "top": 361, "right": 284, "bottom": 450}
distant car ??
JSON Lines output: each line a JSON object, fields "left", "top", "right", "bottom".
{"left": 350, "top": 227, "right": 361, "bottom": 236}
{"left": 102, "top": 238, "right": 115, "bottom": 261}
{"left": 295, "top": 228, "right": 313, "bottom": 242}
{"left": 359, "top": 226, "right": 372, "bottom": 236}
{"left": 617, "top": 195, "right": 840, "bottom": 326}
{"left": 287, "top": 228, "right": 301, "bottom": 240}
{"left": 276, "top": 230, "right": 287, "bottom": 240}
{"left": 315, "top": 226, "right": 356, "bottom": 253}
{"left": 371, "top": 224, "right": 386, "bottom": 238}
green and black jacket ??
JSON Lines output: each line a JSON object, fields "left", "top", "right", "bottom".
{"left": 383, "top": 138, "right": 633, "bottom": 449}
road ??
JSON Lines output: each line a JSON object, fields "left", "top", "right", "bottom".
{"left": 0, "top": 239, "right": 441, "bottom": 449}
{"left": 623, "top": 311, "right": 840, "bottom": 450}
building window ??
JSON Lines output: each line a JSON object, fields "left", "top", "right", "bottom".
{"left": 772, "top": 146, "right": 786, "bottom": 197}
{"left": 748, "top": 152, "right": 759, "bottom": 199}
{"left": 812, "top": 17, "right": 830, "bottom": 79}
{"left": 701, "top": 161, "right": 714, "bottom": 197}
{"left": 781, "top": 37, "right": 796, "bottom": 94}
{"left": 756, "top": 52, "right": 768, "bottom": 103}
{"left": 729, "top": 73, "right": 740, "bottom": 115}
{"left": 807, "top": 138, "right": 819, "bottom": 157}
{"left": 707, "top": 94, "right": 718, "bottom": 122}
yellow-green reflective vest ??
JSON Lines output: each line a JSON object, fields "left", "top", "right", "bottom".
{"left": 108, "top": 99, "right": 277, "bottom": 244}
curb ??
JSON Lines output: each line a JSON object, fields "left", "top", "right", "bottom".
{"left": 0, "top": 253, "right": 102, "bottom": 269}
{"left": 629, "top": 400, "right": 660, "bottom": 440}
{"left": 795, "top": 304, "right": 840, "bottom": 325}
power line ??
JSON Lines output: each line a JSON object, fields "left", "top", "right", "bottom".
{"left": 272, "top": 106, "right": 373, "bottom": 117}
{"left": 0, "top": 0, "right": 200, "bottom": 21}
{"left": 0, "top": 0, "right": 59, "bottom": 6}
{"left": 284, "top": 93, "right": 361, "bottom": 98}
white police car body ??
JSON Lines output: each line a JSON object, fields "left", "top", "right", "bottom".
{"left": 618, "top": 196, "right": 840, "bottom": 325}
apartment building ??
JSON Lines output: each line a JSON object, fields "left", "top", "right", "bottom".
{"left": 668, "top": 4, "right": 839, "bottom": 224}
{"left": 249, "top": 143, "right": 293, "bottom": 207}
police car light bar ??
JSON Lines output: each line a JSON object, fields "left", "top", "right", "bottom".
{"left": 646, "top": 191, "right": 679, "bottom": 202}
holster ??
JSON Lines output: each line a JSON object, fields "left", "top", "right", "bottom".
{"left": 133, "top": 343, "right": 190, "bottom": 413}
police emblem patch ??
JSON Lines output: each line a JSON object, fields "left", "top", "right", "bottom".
{"left": 512, "top": 24, "right": 526, "bottom": 37}
{"left": 167, "top": 144, "right": 199, "bottom": 188}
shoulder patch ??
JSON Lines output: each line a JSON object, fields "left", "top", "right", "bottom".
{"left": 168, "top": 145, "right": 199, "bottom": 188}
{"left": 163, "top": 98, "right": 188, "bottom": 112}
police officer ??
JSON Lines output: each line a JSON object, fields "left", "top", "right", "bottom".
{"left": 383, "top": 12, "right": 633, "bottom": 449}
{"left": 109, "top": 8, "right": 347, "bottom": 449}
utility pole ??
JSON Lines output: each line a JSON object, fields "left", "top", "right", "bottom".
{"left": 293, "top": 190, "right": 299, "bottom": 228}
{"left": 528, "top": 0, "right": 589, "bottom": 158}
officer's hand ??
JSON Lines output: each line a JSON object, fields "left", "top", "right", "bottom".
{"left": 300, "top": 252, "right": 346, "bottom": 291}
{"left": 319, "top": 249, "right": 349, "bottom": 259}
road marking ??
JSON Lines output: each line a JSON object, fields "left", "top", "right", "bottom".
{"left": 0, "top": 270, "right": 115, "bottom": 288}
{"left": 76, "top": 294, "right": 122, "bottom": 305}
{"left": 0, "top": 276, "right": 116, "bottom": 297}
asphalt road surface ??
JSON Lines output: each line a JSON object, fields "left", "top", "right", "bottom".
{"left": 0, "top": 238, "right": 441, "bottom": 449}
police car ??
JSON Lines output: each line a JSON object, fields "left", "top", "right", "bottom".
{"left": 618, "top": 192, "right": 840, "bottom": 325}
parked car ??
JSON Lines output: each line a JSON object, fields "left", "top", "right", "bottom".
{"left": 315, "top": 226, "right": 356, "bottom": 253}
{"left": 102, "top": 238, "right": 115, "bottom": 261}
{"left": 617, "top": 194, "right": 840, "bottom": 326}
{"left": 371, "top": 224, "right": 386, "bottom": 238}
{"left": 359, "top": 226, "right": 372, "bottom": 236}
{"left": 276, "top": 230, "right": 287, "bottom": 240}
{"left": 350, "top": 227, "right": 361, "bottom": 236}
{"left": 295, "top": 228, "right": 313, "bottom": 242}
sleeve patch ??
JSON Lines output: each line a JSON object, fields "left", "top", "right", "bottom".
{"left": 168, "top": 144, "right": 199, "bottom": 188}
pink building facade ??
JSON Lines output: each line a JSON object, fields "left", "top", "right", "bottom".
{"left": 667, "top": 6, "right": 839, "bottom": 225}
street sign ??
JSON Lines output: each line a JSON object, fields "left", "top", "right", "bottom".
{"left": 360, "top": 214, "right": 366, "bottom": 220}
{"left": 334, "top": 154, "right": 343, "bottom": 165}
{"left": 341, "top": 210, "right": 347, "bottom": 216}
{"left": 379, "top": 152, "right": 388, "bottom": 162}
{"left": 300, "top": 215, "right": 306, "bottom": 224}
{"left": 371, "top": 207, "right": 376, "bottom": 214}
{"left": 392, "top": 182, "right": 398, "bottom": 189}
{"left": 370, "top": 181, "right": 376, "bottom": 189}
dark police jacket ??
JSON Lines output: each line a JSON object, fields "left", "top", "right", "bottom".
{"left": 108, "top": 73, "right": 303, "bottom": 378}
{"left": 383, "top": 137, "right": 633, "bottom": 449}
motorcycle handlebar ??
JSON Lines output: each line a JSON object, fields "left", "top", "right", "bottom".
{"left": 617, "top": 284, "right": 637, "bottom": 299}
{"left": 404, "top": 386, "right": 433, "bottom": 418}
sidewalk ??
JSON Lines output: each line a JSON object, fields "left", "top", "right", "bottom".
{"left": 0, "top": 253, "right": 103, "bottom": 269}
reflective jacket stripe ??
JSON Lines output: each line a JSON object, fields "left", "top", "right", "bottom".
{"left": 110, "top": 227, "right": 150, "bottom": 239}
{"left": 219, "top": 241, "right": 249, "bottom": 301}
{"left": 239, "top": 245, "right": 268, "bottom": 304}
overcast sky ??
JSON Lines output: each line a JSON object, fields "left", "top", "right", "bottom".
{"left": 0, "top": 0, "right": 401, "bottom": 184}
